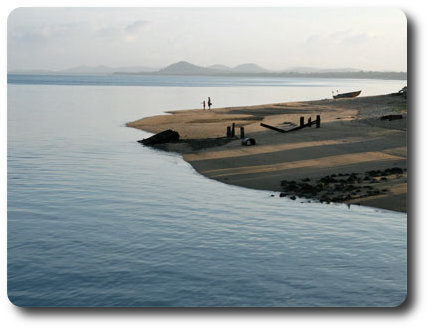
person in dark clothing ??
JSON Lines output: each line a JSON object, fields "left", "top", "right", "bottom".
{"left": 208, "top": 97, "right": 212, "bottom": 110}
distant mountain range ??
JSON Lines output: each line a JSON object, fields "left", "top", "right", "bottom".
{"left": 9, "top": 61, "right": 407, "bottom": 80}
{"left": 285, "top": 66, "right": 362, "bottom": 73}
{"left": 61, "top": 65, "right": 158, "bottom": 74}
{"left": 154, "top": 61, "right": 269, "bottom": 75}
{"left": 117, "top": 61, "right": 406, "bottom": 79}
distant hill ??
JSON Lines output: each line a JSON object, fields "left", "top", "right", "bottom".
{"left": 156, "top": 61, "right": 270, "bottom": 75}
{"left": 115, "top": 66, "right": 158, "bottom": 73}
{"left": 231, "top": 63, "right": 269, "bottom": 73}
{"left": 62, "top": 65, "right": 157, "bottom": 74}
{"left": 150, "top": 61, "right": 406, "bottom": 79}
{"left": 208, "top": 64, "right": 232, "bottom": 71}
{"left": 277, "top": 71, "right": 407, "bottom": 80}
{"left": 157, "top": 61, "right": 218, "bottom": 75}
{"left": 284, "top": 66, "right": 361, "bottom": 73}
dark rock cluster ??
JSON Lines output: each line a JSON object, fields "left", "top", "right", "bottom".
{"left": 280, "top": 167, "right": 406, "bottom": 204}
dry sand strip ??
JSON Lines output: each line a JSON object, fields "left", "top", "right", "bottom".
{"left": 128, "top": 94, "right": 407, "bottom": 212}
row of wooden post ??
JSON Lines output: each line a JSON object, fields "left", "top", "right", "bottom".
{"left": 226, "top": 123, "right": 245, "bottom": 138}
{"left": 228, "top": 115, "right": 320, "bottom": 138}
{"left": 300, "top": 115, "right": 321, "bottom": 128}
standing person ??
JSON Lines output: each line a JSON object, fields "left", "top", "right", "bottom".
{"left": 202, "top": 100, "right": 206, "bottom": 110}
{"left": 208, "top": 97, "right": 212, "bottom": 110}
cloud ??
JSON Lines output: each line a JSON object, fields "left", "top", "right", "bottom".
{"left": 123, "top": 20, "right": 151, "bottom": 42}
{"left": 125, "top": 20, "right": 151, "bottom": 34}
{"left": 93, "top": 20, "right": 151, "bottom": 43}
{"left": 342, "top": 33, "right": 373, "bottom": 44}
{"left": 7, "top": 8, "right": 405, "bottom": 71}
{"left": 307, "top": 29, "right": 374, "bottom": 45}
{"left": 9, "top": 23, "right": 78, "bottom": 45}
{"left": 306, "top": 34, "right": 321, "bottom": 44}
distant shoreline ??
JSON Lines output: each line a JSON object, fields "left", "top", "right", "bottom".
{"left": 7, "top": 71, "right": 407, "bottom": 81}
{"left": 127, "top": 94, "right": 407, "bottom": 213}
{"left": 114, "top": 71, "right": 407, "bottom": 80}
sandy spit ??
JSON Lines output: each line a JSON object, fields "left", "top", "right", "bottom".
{"left": 127, "top": 94, "right": 407, "bottom": 212}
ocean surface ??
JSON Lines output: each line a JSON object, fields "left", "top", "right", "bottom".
{"left": 7, "top": 74, "right": 407, "bottom": 307}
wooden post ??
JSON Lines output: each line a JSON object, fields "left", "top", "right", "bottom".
{"left": 231, "top": 123, "right": 236, "bottom": 137}
{"left": 308, "top": 117, "right": 312, "bottom": 126}
{"left": 240, "top": 127, "right": 245, "bottom": 139}
{"left": 316, "top": 115, "right": 321, "bottom": 128}
{"left": 300, "top": 117, "right": 304, "bottom": 127}
{"left": 227, "top": 126, "right": 231, "bottom": 137}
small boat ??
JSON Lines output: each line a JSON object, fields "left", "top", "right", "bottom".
{"left": 333, "top": 90, "right": 361, "bottom": 99}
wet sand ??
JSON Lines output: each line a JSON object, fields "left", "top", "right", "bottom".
{"left": 127, "top": 94, "right": 407, "bottom": 212}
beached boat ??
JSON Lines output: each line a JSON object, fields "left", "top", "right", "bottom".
{"left": 333, "top": 90, "right": 361, "bottom": 99}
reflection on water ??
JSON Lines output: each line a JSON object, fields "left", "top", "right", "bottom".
{"left": 8, "top": 77, "right": 406, "bottom": 306}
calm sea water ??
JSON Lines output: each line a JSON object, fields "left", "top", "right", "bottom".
{"left": 7, "top": 74, "right": 407, "bottom": 307}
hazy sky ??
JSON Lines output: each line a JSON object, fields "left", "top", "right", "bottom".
{"left": 7, "top": 7, "right": 407, "bottom": 71}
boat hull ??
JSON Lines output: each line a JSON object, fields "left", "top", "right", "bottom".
{"left": 333, "top": 90, "right": 361, "bottom": 99}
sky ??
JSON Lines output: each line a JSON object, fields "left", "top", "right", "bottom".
{"left": 7, "top": 7, "right": 407, "bottom": 72}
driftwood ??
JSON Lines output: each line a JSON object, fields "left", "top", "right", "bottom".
{"left": 260, "top": 115, "right": 321, "bottom": 134}
{"left": 260, "top": 123, "right": 287, "bottom": 133}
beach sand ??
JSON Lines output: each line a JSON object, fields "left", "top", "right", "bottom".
{"left": 127, "top": 94, "right": 407, "bottom": 212}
